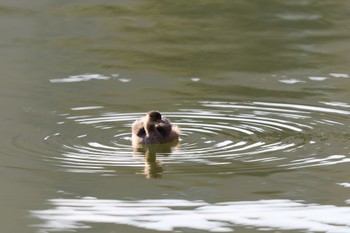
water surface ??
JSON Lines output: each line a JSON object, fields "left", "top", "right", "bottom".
{"left": 1, "top": 1, "right": 350, "bottom": 232}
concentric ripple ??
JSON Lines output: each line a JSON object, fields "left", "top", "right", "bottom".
{"left": 42, "top": 101, "right": 350, "bottom": 175}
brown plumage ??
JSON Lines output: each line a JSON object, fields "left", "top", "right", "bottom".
{"left": 132, "top": 111, "right": 180, "bottom": 145}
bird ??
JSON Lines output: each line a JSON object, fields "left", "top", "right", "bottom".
{"left": 132, "top": 110, "right": 180, "bottom": 145}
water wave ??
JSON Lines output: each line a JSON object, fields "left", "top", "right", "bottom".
{"left": 35, "top": 101, "right": 350, "bottom": 177}
{"left": 31, "top": 198, "right": 350, "bottom": 233}
{"left": 50, "top": 74, "right": 111, "bottom": 83}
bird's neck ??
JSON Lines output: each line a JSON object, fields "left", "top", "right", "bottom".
{"left": 144, "top": 121, "right": 156, "bottom": 136}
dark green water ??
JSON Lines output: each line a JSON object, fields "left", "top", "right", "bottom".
{"left": 1, "top": 1, "right": 350, "bottom": 232}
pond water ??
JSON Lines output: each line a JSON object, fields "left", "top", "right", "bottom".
{"left": 1, "top": 1, "right": 350, "bottom": 232}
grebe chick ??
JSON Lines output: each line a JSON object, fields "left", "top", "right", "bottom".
{"left": 132, "top": 111, "right": 180, "bottom": 145}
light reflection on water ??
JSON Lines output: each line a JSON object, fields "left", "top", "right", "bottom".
{"left": 31, "top": 198, "right": 350, "bottom": 233}
{"left": 2, "top": 0, "right": 350, "bottom": 232}
{"left": 38, "top": 100, "right": 350, "bottom": 178}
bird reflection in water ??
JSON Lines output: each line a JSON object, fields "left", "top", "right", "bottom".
{"left": 133, "top": 141, "right": 179, "bottom": 178}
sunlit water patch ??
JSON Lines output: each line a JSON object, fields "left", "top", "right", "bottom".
{"left": 42, "top": 101, "right": 350, "bottom": 176}
{"left": 31, "top": 198, "right": 350, "bottom": 233}
{"left": 49, "top": 73, "right": 123, "bottom": 83}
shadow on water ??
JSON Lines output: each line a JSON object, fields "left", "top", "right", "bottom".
{"left": 165, "top": 82, "right": 323, "bottom": 100}
{"left": 43, "top": 0, "right": 348, "bottom": 74}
